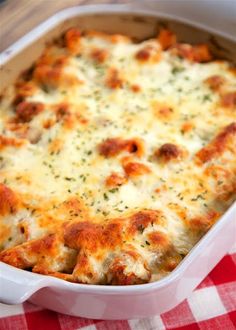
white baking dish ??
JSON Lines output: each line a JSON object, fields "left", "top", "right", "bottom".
{"left": 0, "top": 1, "right": 236, "bottom": 320}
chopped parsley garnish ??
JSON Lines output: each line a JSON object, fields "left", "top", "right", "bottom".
{"left": 109, "top": 188, "right": 119, "bottom": 194}
{"left": 191, "top": 194, "right": 205, "bottom": 202}
{"left": 172, "top": 66, "right": 185, "bottom": 75}
{"left": 103, "top": 193, "right": 109, "bottom": 201}
{"left": 79, "top": 174, "right": 87, "bottom": 182}
{"left": 202, "top": 94, "right": 212, "bottom": 102}
{"left": 64, "top": 177, "right": 75, "bottom": 181}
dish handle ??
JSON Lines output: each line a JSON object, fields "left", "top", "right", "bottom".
{"left": 0, "top": 262, "right": 49, "bottom": 304}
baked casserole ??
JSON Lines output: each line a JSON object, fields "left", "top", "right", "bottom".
{"left": 0, "top": 28, "right": 235, "bottom": 285}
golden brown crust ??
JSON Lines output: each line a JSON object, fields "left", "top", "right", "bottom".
{"left": 220, "top": 92, "right": 236, "bottom": 108}
{"left": 135, "top": 46, "right": 161, "bottom": 63}
{"left": 181, "top": 122, "right": 195, "bottom": 134}
{"left": 204, "top": 165, "right": 236, "bottom": 202}
{"left": 105, "top": 172, "right": 127, "bottom": 188}
{"left": 15, "top": 101, "right": 44, "bottom": 123}
{"left": 204, "top": 75, "right": 226, "bottom": 91}
{"left": 90, "top": 48, "right": 108, "bottom": 63}
{"left": 189, "top": 210, "right": 219, "bottom": 233}
{"left": 0, "top": 135, "right": 25, "bottom": 150}
{"left": 130, "top": 84, "right": 141, "bottom": 93}
{"left": 171, "top": 43, "right": 212, "bottom": 62}
{"left": 14, "top": 81, "right": 37, "bottom": 103}
{"left": 151, "top": 101, "right": 175, "bottom": 120}
{"left": 0, "top": 184, "right": 19, "bottom": 216}
{"left": 98, "top": 138, "right": 126, "bottom": 157}
{"left": 158, "top": 29, "right": 177, "bottom": 50}
{"left": 98, "top": 137, "right": 144, "bottom": 158}
{"left": 127, "top": 210, "right": 163, "bottom": 235}
{"left": 65, "top": 28, "right": 81, "bottom": 54}
{"left": 196, "top": 123, "right": 236, "bottom": 163}
{"left": 123, "top": 161, "right": 151, "bottom": 177}
{"left": 106, "top": 68, "right": 124, "bottom": 89}
{"left": 135, "top": 48, "right": 152, "bottom": 62}
{"left": 0, "top": 233, "right": 58, "bottom": 269}
{"left": 33, "top": 64, "right": 62, "bottom": 87}
{"left": 64, "top": 221, "right": 123, "bottom": 252}
{"left": 147, "top": 231, "right": 170, "bottom": 251}
{"left": 156, "top": 143, "right": 184, "bottom": 162}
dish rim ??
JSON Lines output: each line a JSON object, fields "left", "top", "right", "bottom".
{"left": 1, "top": 3, "right": 236, "bottom": 65}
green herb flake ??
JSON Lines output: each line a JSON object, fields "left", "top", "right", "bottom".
{"left": 109, "top": 188, "right": 119, "bottom": 194}
{"left": 172, "top": 66, "right": 184, "bottom": 75}
{"left": 202, "top": 94, "right": 212, "bottom": 102}
{"left": 103, "top": 193, "right": 109, "bottom": 201}
{"left": 191, "top": 194, "right": 205, "bottom": 202}
{"left": 64, "top": 177, "right": 75, "bottom": 181}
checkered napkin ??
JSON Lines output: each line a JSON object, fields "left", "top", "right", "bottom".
{"left": 0, "top": 243, "right": 235, "bottom": 330}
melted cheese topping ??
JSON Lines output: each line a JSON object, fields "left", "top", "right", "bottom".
{"left": 0, "top": 29, "right": 235, "bottom": 285}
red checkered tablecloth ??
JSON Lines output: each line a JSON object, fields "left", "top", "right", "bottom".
{"left": 0, "top": 244, "right": 235, "bottom": 330}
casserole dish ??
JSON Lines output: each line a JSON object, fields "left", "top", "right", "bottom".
{"left": 0, "top": 1, "right": 236, "bottom": 319}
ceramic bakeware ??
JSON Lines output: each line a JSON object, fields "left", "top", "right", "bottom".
{"left": 0, "top": 1, "right": 236, "bottom": 319}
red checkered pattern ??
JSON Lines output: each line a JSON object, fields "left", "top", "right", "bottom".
{"left": 1, "top": 244, "right": 236, "bottom": 330}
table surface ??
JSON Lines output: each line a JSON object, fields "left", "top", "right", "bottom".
{"left": 0, "top": 1, "right": 236, "bottom": 329}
